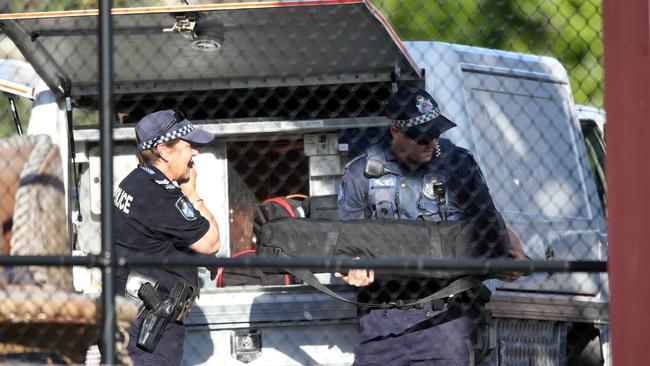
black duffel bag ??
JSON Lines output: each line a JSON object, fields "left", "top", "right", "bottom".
{"left": 255, "top": 217, "right": 510, "bottom": 309}
{"left": 256, "top": 217, "right": 510, "bottom": 279}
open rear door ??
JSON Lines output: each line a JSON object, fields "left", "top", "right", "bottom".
{"left": 0, "top": 1, "right": 420, "bottom": 100}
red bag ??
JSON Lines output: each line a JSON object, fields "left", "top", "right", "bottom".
{"left": 252, "top": 195, "right": 308, "bottom": 243}
{"left": 215, "top": 195, "right": 307, "bottom": 287}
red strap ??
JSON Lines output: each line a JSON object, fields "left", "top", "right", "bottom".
{"left": 216, "top": 249, "right": 258, "bottom": 287}
{"left": 231, "top": 249, "right": 256, "bottom": 258}
{"left": 263, "top": 197, "right": 296, "bottom": 218}
{"left": 217, "top": 195, "right": 299, "bottom": 288}
{"left": 215, "top": 268, "right": 224, "bottom": 287}
{"left": 264, "top": 197, "right": 296, "bottom": 285}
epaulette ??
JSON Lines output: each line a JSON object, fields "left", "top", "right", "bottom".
{"left": 450, "top": 144, "right": 486, "bottom": 184}
{"left": 455, "top": 145, "right": 471, "bottom": 156}
{"left": 152, "top": 177, "right": 178, "bottom": 190}
{"left": 454, "top": 146, "right": 475, "bottom": 161}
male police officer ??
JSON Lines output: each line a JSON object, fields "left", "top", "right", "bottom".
{"left": 336, "top": 87, "right": 526, "bottom": 365}
{"left": 113, "top": 109, "right": 220, "bottom": 366}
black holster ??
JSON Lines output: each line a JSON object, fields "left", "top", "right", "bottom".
{"left": 136, "top": 280, "right": 198, "bottom": 352}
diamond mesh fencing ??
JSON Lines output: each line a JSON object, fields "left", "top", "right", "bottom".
{"left": 0, "top": 1, "right": 607, "bottom": 365}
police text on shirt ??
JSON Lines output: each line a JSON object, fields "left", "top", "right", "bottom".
{"left": 114, "top": 186, "right": 134, "bottom": 214}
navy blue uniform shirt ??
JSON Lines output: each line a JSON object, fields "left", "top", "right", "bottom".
{"left": 113, "top": 165, "right": 210, "bottom": 294}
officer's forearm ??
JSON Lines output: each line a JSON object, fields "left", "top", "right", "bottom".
{"left": 189, "top": 199, "right": 221, "bottom": 254}
{"left": 192, "top": 199, "right": 218, "bottom": 229}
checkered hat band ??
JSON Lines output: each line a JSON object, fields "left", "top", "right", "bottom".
{"left": 138, "top": 122, "right": 195, "bottom": 150}
{"left": 390, "top": 108, "right": 441, "bottom": 128}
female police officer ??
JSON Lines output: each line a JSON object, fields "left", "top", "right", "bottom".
{"left": 113, "top": 109, "right": 220, "bottom": 365}
{"left": 336, "top": 88, "right": 526, "bottom": 365}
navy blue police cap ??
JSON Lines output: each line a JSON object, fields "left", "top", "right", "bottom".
{"left": 136, "top": 110, "right": 214, "bottom": 151}
{"left": 386, "top": 87, "right": 457, "bottom": 143}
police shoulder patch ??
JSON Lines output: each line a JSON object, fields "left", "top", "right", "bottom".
{"left": 175, "top": 196, "right": 198, "bottom": 220}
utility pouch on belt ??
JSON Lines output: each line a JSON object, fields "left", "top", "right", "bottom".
{"left": 462, "top": 283, "right": 495, "bottom": 359}
{"left": 136, "top": 280, "right": 198, "bottom": 352}
{"left": 472, "top": 308, "right": 497, "bottom": 362}
{"left": 462, "top": 283, "right": 492, "bottom": 304}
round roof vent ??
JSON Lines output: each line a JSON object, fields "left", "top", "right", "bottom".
{"left": 192, "top": 38, "right": 222, "bottom": 52}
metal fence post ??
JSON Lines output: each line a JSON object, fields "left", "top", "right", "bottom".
{"left": 99, "top": 0, "right": 116, "bottom": 364}
{"left": 604, "top": 1, "right": 650, "bottom": 365}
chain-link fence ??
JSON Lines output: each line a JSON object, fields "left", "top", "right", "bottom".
{"left": 0, "top": 1, "right": 607, "bottom": 365}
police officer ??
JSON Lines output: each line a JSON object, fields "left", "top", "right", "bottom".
{"left": 336, "top": 87, "right": 527, "bottom": 365}
{"left": 113, "top": 110, "right": 220, "bottom": 366}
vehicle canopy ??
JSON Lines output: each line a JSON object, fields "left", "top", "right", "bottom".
{"left": 0, "top": 0, "right": 421, "bottom": 115}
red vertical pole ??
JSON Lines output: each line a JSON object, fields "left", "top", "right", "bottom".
{"left": 604, "top": 1, "right": 650, "bottom": 365}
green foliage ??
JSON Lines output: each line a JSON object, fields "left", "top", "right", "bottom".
{"left": 0, "top": 95, "right": 33, "bottom": 139}
{"left": 373, "top": 0, "right": 603, "bottom": 107}
{"left": 5, "top": 0, "right": 603, "bottom": 109}
{"left": 9, "top": 0, "right": 96, "bottom": 12}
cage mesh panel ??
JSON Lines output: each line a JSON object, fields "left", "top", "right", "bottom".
{"left": 0, "top": 1, "right": 606, "bottom": 365}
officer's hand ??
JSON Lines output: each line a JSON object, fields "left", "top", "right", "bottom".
{"left": 335, "top": 269, "right": 375, "bottom": 287}
{"left": 335, "top": 258, "right": 374, "bottom": 287}
{"left": 179, "top": 161, "right": 198, "bottom": 195}
{"left": 495, "top": 248, "right": 530, "bottom": 282}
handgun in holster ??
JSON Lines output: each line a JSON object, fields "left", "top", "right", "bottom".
{"left": 136, "top": 280, "right": 198, "bottom": 352}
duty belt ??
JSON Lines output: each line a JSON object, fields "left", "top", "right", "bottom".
{"left": 384, "top": 283, "right": 491, "bottom": 310}
{"left": 388, "top": 298, "right": 448, "bottom": 311}
{"left": 356, "top": 285, "right": 491, "bottom": 344}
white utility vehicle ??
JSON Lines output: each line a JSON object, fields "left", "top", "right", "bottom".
{"left": 0, "top": 1, "right": 607, "bottom": 365}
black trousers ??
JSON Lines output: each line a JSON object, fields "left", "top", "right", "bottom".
{"left": 126, "top": 314, "right": 186, "bottom": 366}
